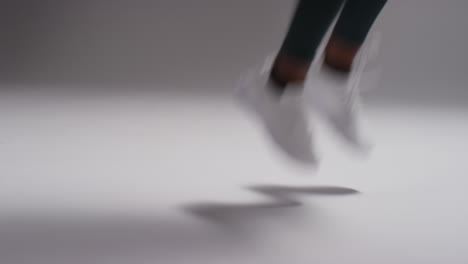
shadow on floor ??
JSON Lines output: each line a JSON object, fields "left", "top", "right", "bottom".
{"left": 0, "top": 185, "right": 359, "bottom": 264}
{"left": 183, "top": 185, "right": 360, "bottom": 229}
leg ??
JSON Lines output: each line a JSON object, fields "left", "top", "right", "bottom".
{"left": 325, "top": 0, "right": 388, "bottom": 72}
{"left": 302, "top": 0, "right": 387, "bottom": 150}
{"left": 236, "top": 1, "right": 345, "bottom": 164}
{"left": 271, "top": 0, "right": 345, "bottom": 89}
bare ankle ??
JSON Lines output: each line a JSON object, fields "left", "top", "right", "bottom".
{"left": 271, "top": 53, "right": 311, "bottom": 86}
{"left": 324, "top": 36, "right": 360, "bottom": 73}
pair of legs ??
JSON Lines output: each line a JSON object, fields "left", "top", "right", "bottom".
{"left": 271, "top": 0, "right": 387, "bottom": 88}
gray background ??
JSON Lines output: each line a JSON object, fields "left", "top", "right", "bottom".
{"left": 1, "top": 0, "right": 467, "bottom": 104}
{"left": 1, "top": 1, "right": 468, "bottom": 264}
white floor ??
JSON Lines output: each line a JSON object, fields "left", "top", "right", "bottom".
{"left": 1, "top": 91, "right": 467, "bottom": 264}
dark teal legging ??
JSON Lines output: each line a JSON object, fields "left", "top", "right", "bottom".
{"left": 280, "top": 0, "right": 387, "bottom": 62}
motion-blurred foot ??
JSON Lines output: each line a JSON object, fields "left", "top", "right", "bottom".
{"left": 235, "top": 58, "right": 318, "bottom": 165}
{"left": 305, "top": 59, "right": 370, "bottom": 152}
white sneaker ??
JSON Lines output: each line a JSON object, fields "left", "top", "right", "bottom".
{"left": 304, "top": 55, "right": 370, "bottom": 152}
{"left": 303, "top": 31, "right": 382, "bottom": 153}
{"left": 235, "top": 58, "right": 318, "bottom": 165}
